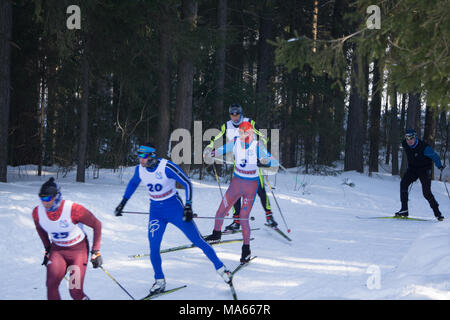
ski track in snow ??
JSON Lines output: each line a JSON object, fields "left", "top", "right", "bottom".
{"left": 0, "top": 165, "right": 449, "bottom": 300}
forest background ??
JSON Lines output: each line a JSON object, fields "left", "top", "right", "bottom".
{"left": 0, "top": 0, "right": 448, "bottom": 183}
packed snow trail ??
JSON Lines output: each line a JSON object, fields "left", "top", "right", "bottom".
{"left": 0, "top": 165, "right": 448, "bottom": 299}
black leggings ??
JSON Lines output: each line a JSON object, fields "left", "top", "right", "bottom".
{"left": 400, "top": 167, "right": 439, "bottom": 210}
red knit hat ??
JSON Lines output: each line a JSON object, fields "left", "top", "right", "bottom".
{"left": 238, "top": 121, "right": 253, "bottom": 143}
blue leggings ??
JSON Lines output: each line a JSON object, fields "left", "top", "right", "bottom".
{"left": 148, "top": 195, "right": 224, "bottom": 280}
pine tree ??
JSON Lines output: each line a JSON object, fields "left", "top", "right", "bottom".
{"left": 0, "top": 0, "right": 12, "bottom": 182}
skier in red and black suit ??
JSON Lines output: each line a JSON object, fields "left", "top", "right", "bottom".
{"left": 395, "top": 129, "right": 445, "bottom": 221}
{"left": 32, "top": 178, "right": 102, "bottom": 300}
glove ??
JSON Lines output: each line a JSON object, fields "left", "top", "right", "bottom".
{"left": 257, "top": 158, "right": 270, "bottom": 168}
{"left": 90, "top": 250, "right": 103, "bottom": 268}
{"left": 203, "top": 147, "right": 215, "bottom": 159}
{"left": 439, "top": 165, "right": 446, "bottom": 171}
{"left": 42, "top": 246, "right": 51, "bottom": 266}
{"left": 114, "top": 198, "right": 127, "bottom": 216}
{"left": 183, "top": 203, "right": 194, "bottom": 222}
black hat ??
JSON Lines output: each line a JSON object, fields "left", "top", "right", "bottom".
{"left": 39, "top": 177, "right": 59, "bottom": 197}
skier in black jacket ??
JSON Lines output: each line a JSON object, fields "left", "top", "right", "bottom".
{"left": 395, "top": 129, "right": 445, "bottom": 221}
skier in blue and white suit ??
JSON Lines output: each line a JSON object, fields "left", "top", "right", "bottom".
{"left": 114, "top": 143, "right": 232, "bottom": 295}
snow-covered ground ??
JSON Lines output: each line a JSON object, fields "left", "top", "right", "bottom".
{"left": 0, "top": 164, "right": 449, "bottom": 300}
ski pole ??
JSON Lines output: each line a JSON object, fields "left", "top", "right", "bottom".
{"left": 265, "top": 175, "right": 291, "bottom": 233}
{"left": 99, "top": 266, "right": 135, "bottom": 300}
{"left": 193, "top": 214, "right": 255, "bottom": 221}
{"left": 212, "top": 162, "right": 225, "bottom": 199}
{"left": 444, "top": 181, "right": 450, "bottom": 200}
{"left": 122, "top": 211, "right": 149, "bottom": 215}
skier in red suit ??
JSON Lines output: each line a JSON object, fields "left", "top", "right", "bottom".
{"left": 32, "top": 178, "right": 102, "bottom": 300}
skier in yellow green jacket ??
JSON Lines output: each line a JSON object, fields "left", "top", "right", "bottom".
{"left": 205, "top": 103, "right": 278, "bottom": 231}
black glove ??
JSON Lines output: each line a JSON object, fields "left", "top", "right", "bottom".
{"left": 439, "top": 165, "right": 446, "bottom": 171}
{"left": 90, "top": 250, "right": 103, "bottom": 268}
{"left": 183, "top": 203, "right": 194, "bottom": 222}
{"left": 42, "top": 246, "right": 51, "bottom": 266}
{"left": 115, "top": 198, "right": 127, "bottom": 216}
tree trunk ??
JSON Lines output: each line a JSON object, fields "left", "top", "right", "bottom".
{"left": 438, "top": 111, "right": 448, "bottom": 169}
{"left": 226, "top": 0, "right": 244, "bottom": 89}
{"left": 38, "top": 74, "right": 45, "bottom": 176}
{"left": 155, "top": 3, "right": 173, "bottom": 158}
{"left": 344, "top": 47, "right": 364, "bottom": 173}
{"left": 76, "top": 34, "right": 90, "bottom": 182}
{"left": 368, "top": 58, "right": 382, "bottom": 174}
{"left": 0, "top": 0, "right": 12, "bottom": 182}
{"left": 423, "top": 105, "right": 438, "bottom": 145}
{"left": 255, "top": 0, "right": 274, "bottom": 127}
{"left": 213, "top": 0, "right": 227, "bottom": 124}
{"left": 174, "top": 0, "right": 197, "bottom": 174}
{"left": 423, "top": 104, "right": 438, "bottom": 180}
{"left": 399, "top": 94, "right": 406, "bottom": 136}
{"left": 390, "top": 86, "right": 399, "bottom": 175}
{"left": 413, "top": 92, "right": 422, "bottom": 136}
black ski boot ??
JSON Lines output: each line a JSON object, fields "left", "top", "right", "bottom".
{"left": 265, "top": 212, "right": 278, "bottom": 227}
{"left": 225, "top": 221, "right": 241, "bottom": 231}
{"left": 204, "top": 230, "right": 221, "bottom": 242}
{"left": 240, "top": 244, "right": 251, "bottom": 264}
{"left": 432, "top": 206, "right": 445, "bottom": 221}
{"left": 394, "top": 209, "right": 408, "bottom": 218}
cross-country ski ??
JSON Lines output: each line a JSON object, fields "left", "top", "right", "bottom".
{"left": 141, "top": 285, "right": 187, "bottom": 300}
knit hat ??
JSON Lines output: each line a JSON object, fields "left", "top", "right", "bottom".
{"left": 39, "top": 177, "right": 59, "bottom": 197}
{"left": 405, "top": 128, "right": 417, "bottom": 138}
{"left": 238, "top": 121, "right": 254, "bottom": 143}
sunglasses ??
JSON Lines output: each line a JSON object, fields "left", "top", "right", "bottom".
{"left": 405, "top": 135, "right": 416, "bottom": 141}
{"left": 138, "top": 153, "right": 150, "bottom": 159}
{"left": 230, "top": 112, "right": 241, "bottom": 116}
{"left": 138, "top": 152, "right": 157, "bottom": 159}
{"left": 40, "top": 195, "right": 54, "bottom": 202}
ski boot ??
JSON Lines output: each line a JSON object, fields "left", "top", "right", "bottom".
{"left": 265, "top": 212, "right": 278, "bottom": 227}
{"left": 394, "top": 209, "right": 408, "bottom": 218}
{"left": 149, "top": 279, "right": 166, "bottom": 295}
{"left": 432, "top": 206, "right": 445, "bottom": 221}
{"left": 216, "top": 266, "right": 232, "bottom": 284}
{"left": 240, "top": 244, "right": 251, "bottom": 264}
{"left": 204, "top": 230, "right": 221, "bottom": 242}
{"left": 225, "top": 221, "right": 241, "bottom": 231}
